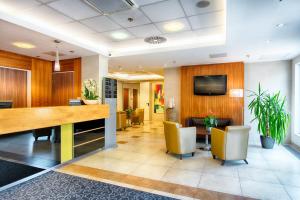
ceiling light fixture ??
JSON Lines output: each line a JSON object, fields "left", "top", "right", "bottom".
{"left": 12, "top": 42, "right": 35, "bottom": 49}
{"left": 196, "top": 0, "right": 210, "bottom": 8}
{"left": 111, "top": 32, "right": 129, "bottom": 40}
{"left": 163, "top": 21, "right": 184, "bottom": 32}
{"left": 54, "top": 40, "right": 61, "bottom": 72}
{"left": 144, "top": 36, "right": 167, "bottom": 44}
{"left": 266, "top": 40, "right": 271, "bottom": 44}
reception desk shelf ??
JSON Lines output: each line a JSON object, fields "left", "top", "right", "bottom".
{"left": 73, "top": 119, "right": 105, "bottom": 158}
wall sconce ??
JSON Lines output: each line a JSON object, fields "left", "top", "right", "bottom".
{"left": 229, "top": 89, "right": 244, "bottom": 98}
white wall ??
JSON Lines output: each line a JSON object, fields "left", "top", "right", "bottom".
{"left": 164, "top": 67, "right": 181, "bottom": 122}
{"left": 117, "top": 81, "right": 123, "bottom": 111}
{"left": 292, "top": 55, "right": 300, "bottom": 147}
{"left": 244, "top": 60, "right": 292, "bottom": 145}
{"left": 140, "top": 82, "right": 150, "bottom": 120}
{"left": 81, "top": 55, "right": 108, "bottom": 99}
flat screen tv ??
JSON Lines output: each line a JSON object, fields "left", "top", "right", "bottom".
{"left": 194, "top": 75, "right": 227, "bottom": 95}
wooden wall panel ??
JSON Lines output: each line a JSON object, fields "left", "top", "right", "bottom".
{"left": 31, "top": 59, "right": 52, "bottom": 107}
{"left": 180, "top": 62, "right": 244, "bottom": 125}
{"left": 0, "top": 50, "right": 31, "bottom": 70}
{"left": 52, "top": 72, "right": 74, "bottom": 106}
{"left": 55, "top": 58, "right": 81, "bottom": 98}
{"left": 0, "top": 67, "right": 27, "bottom": 107}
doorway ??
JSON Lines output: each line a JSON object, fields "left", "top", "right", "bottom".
{"left": 123, "top": 88, "right": 129, "bottom": 110}
{"left": 133, "top": 89, "right": 138, "bottom": 109}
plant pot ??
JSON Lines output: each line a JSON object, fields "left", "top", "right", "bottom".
{"left": 260, "top": 135, "right": 275, "bottom": 149}
{"left": 83, "top": 99, "right": 99, "bottom": 105}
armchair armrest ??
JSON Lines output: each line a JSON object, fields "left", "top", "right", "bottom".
{"left": 211, "top": 128, "right": 226, "bottom": 160}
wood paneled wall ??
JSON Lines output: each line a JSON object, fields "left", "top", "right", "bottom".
{"left": 0, "top": 50, "right": 31, "bottom": 70}
{"left": 0, "top": 50, "right": 82, "bottom": 107}
{"left": 52, "top": 72, "right": 74, "bottom": 106}
{"left": 181, "top": 62, "right": 244, "bottom": 125}
{"left": 56, "top": 58, "right": 81, "bottom": 98}
{"left": 31, "top": 59, "right": 52, "bottom": 107}
{"left": 0, "top": 67, "right": 27, "bottom": 107}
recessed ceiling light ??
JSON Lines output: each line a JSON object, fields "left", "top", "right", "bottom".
{"left": 196, "top": 0, "right": 210, "bottom": 8}
{"left": 163, "top": 21, "right": 185, "bottom": 32}
{"left": 275, "top": 23, "right": 285, "bottom": 28}
{"left": 12, "top": 42, "right": 36, "bottom": 49}
{"left": 111, "top": 32, "right": 129, "bottom": 40}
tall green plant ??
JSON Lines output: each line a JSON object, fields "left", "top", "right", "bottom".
{"left": 248, "top": 83, "right": 290, "bottom": 144}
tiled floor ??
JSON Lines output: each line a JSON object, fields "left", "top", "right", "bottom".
{"left": 61, "top": 121, "right": 300, "bottom": 200}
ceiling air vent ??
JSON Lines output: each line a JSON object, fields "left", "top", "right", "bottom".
{"left": 84, "top": 0, "right": 138, "bottom": 15}
{"left": 209, "top": 53, "right": 227, "bottom": 59}
{"left": 144, "top": 36, "right": 167, "bottom": 44}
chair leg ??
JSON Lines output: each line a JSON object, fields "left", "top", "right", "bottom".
{"left": 221, "top": 160, "right": 225, "bottom": 166}
{"left": 244, "top": 159, "right": 248, "bottom": 164}
{"left": 166, "top": 150, "right": 169, "bottom": 154}
{"left": 192, "top": 152, "right": 195, "bottom": 157}
{"left": 180, "top": 154, "right": 183, "bottom": 160}
{"left": 213, "top": 155, "right": 216, "bottom": 159}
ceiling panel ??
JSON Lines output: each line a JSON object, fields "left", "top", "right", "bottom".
{"left": 110, "top": 9, "right": 150, "bottom": 28}
{"left": 134, "top": 0, "right": 165, "bottom": 6}
{"left": 180, "top": 0, "right": 224, "bottom": 16}
{"left": 48, "top": 0, "right": 100, "bottom": 20}
{"left": 195, "top": 26, "right": 224, "bottom": 36}
{"left": 22, "top": 5, "right": 73, "bottom": 25}
{"left": 189, "top": 11, "right": 224, "bottom": 30}
{"left": 0, "top": 0, "right": 40, "bottom": 11}
{"left": 141, "top": 0, "right": 185, "bottom": 22}
{"left": 155, "top": 18, "right": 191, "bottom": 33}
{"left": 56, "top": 22, "right": 96, "bottom": 37}
{"left": 127, "top": 24, "right": 161, "bottom": 38}
{"left": 81, "top": 16, "right": 121, "bottom": 32}
{"left": 101, "top": 29, "right": 135, "bottom": 42}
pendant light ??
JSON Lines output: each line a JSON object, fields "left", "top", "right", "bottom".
{"left": 54, "top": 40, "right": 61, "bottom": 72}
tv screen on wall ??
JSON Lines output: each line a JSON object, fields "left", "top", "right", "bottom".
{"left": 194, "top": 75, "right": 227, "bottom": 95}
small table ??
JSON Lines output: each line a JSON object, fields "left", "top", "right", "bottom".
{"left": 199, "top": 129, "right": 211, "bottom": 151}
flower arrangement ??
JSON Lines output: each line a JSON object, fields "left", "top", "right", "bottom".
{"left": 203, "top": 115, "right": 218, "bottom": 129}
{"left": 82, "top": 79, "right": 98, "bottom": 100}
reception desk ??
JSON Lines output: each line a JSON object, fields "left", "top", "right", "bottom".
{"left": 0, "top": 105, "right": 110, "bottom": 163}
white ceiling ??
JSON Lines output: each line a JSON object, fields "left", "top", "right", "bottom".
{"left": 0, "top": 19, "right": 96, "bottom": 60}
{"left": 0, "top": 0, "right": 299, "bottom": 73}
{"left": 0, "top": 0, "right": 226, "bottom": 56}
{"left": 109, "top": 0, "right": 300, "bottom": 71}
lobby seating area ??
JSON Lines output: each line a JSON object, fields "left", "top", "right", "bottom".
{"left": 60, "top": 121, "right": 300, "bottom": 199}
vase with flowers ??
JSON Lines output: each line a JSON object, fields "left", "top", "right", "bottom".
{"left": 82, "top": 79, "right": 99, "bottom": 105}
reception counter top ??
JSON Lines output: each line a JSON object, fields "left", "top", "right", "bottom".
{"left": 0, "top": 104, "right": 109, "bottom": 135}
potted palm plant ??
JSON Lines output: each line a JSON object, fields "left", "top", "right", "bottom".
{"left": 203, "top": 115, "right": 218, "bottom": 132}
{"left": 82, "top": 79, "right": 99, "bottom": 105}
{"left": 248, "top": 84, "right": 290, "bottom": 149}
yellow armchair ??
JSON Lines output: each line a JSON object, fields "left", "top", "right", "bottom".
{"left": 163, "top": 121, "right": 196, "bottom": 159}
{"left": 211, "top": 126, "right": 251, "bottom": 165}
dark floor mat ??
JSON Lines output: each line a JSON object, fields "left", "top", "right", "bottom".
{"left": 0, "top": 159, "right": 44, "bottom": 187}
{"left": 0, "top": 171, "right": 176, "bottom": 200}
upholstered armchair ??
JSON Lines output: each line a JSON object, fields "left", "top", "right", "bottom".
{"left": 117, "top": 111, "right": 127, "bottom": 130}
{"left": 131, "top": 108, "right": 144, "bottom": 125}
{"left": 163, "top": 121, "right": 196, "bottom": 159}
{"left": 211, "top": 126, "right": 251, "bottom": 165}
